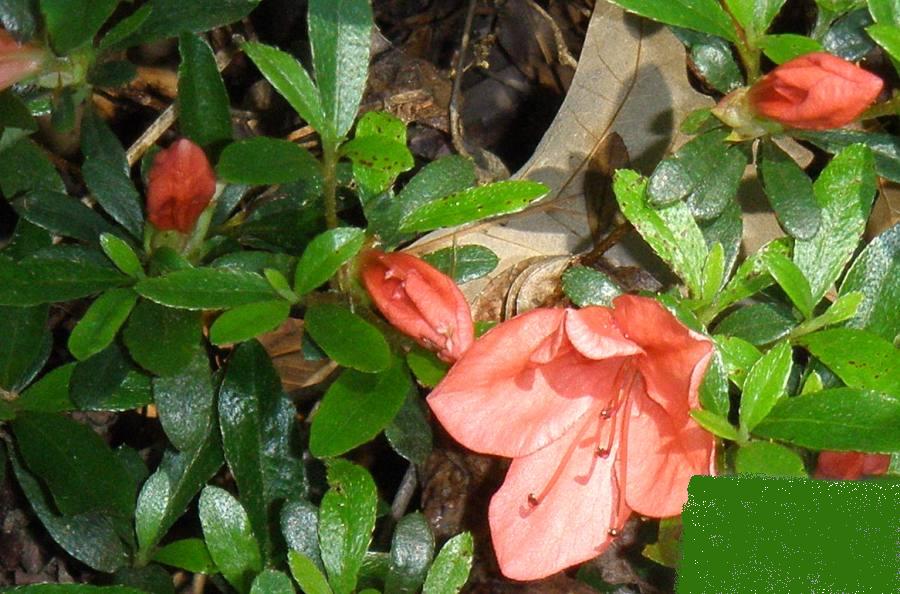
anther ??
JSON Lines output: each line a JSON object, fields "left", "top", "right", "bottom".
{"left": 600, "top": 408, "right": 612, "bottom": 419}
{"left": 608, "top": 528, "right": 619, "bottom": 537}
{"left": 527, "top": 493, "right": 539, "bottom": 507}
{"left": 595, "top": 447, "right": 610, "bottom": 458}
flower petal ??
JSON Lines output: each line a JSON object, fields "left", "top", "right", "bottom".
{"left": 428, "top": 308, "right": 623, "bottom": 458}
{"left": 489, "top": 413, "right": 631, "bottom": 581}
{"left": 814, "top": 451, "right": 890, "bottom": 480}
{"left": 565, "top": 307, "right": 642, "bottom": 360}
{"left": 611, "top": 295, "right": 712, "bottom": 418}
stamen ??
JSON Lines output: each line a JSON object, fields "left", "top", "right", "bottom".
{"left": 595, "top": 447, "right": 610, "bottom": 458}
{"left": 527, "top": 493, "right": 539, "bottom": 507}
{"left": 599, "top": 408, "right": 612, "bottom": 419}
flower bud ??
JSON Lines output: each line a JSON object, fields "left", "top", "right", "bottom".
{"left": 360, "top": 249, "right": 474, "bottom": 362}
{"left": 814, "top": 451, "right": 890, "bottom": 480}
{"left": 0, "top": 28, "right": 44, "bottom": 91}
{"left": 746, "top": 52, "right": 882, "bottom": 130}
{"left": 146, "top": 139, "right": 217, "bottom": 233}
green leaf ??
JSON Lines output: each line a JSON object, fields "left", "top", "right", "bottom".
{"left": 735, "top": 441, "right": 806, "bottom": 477}
{"left": 212, "top": 250, "right": 297, "bottom": 280}
{"left": 294, "top": 227, "right": 366, "bottom": 296}
{"left": 219, "top": 340, "right": 306, "bottom": 560}
{"left": 698, "top": 349, "right": 730, "bottom": 417}
{"left": 840, "top": 223, "right": 899, "bottom": 341}
{"left": 753, "top": 388, "right": 900, "bottom": 452}
{"left": 319, "top": 459, "right": 377, "bottom": 594}
{"left": 178, "top": 33, "right": 232, "bottom": 148}
{"left": 823, "top": 8, "right": 875, "bottom": 61}
{"left": 0, "top": 0, "right": 38, "bottom": 40}
{"left": 123, "top": 300, "right": 201, "bottom": 376}
{"left": 868, "top": 0, "right": 900, "bottom": 23}
{"left": 0, "top": 586, "right": 147, "bottom": 593}
{"left": 136, "top": 267, "right": 277, "bottom": 309}
{"left": 69, "top": 344, "right": 152, "bottom": 411}
{"left": 760, "top": 34, "right": 824, "bottom": 63}
{"left": 405, "top": 347, "right": 448, "bottom": 388}
{"left": 723, "top": 0, "right": 785, "bottom": 42}
{"left": 422, "top": 245, "right": 500, "bottom": 285}
{"left": 763, "top": 251, "right": 814, "bottom": 319}
{"left": 12, "top": 412, "right": 135, "bottom": 518}
{"left": 385, "top": 513, "right": 434, "bottom": 594}
{"left": 0, "top": 304, "right": 48, "bottom": 391}
{"left": 795, "top": 130, "right": 900, "bottom": 183}
{"left": 421, "top": 532, "right": 474, "bottom": 594}
{"left": 714, "top": 302, "right": 797, "bottom": 345}
{"left": 0, "top": 138, "right": 64, "bottom": 197}
{"left": 15, "top": 190, "right": 122, "bottom": 243}
{"left": 385, "top": 393, "right": 433, "bottom": 465}
{"left": 341, "top": 134, "right": 414, "bottom": 195}
{"left": 40, "top": 0, "right": 117, "bottom": 54}
{"left": 715, "top": 335, "right": 762, "bottom": 389}
{"left": 218, "top": 137, "right": 322, "bottom": 185}
{"left": 282, "top": 500, "right": 324, "bottom": 571}
{"left": 152, "top": 539, "right": 216, "bottom": 574}
{"left": 304, "top": 303, "right": 391, "bottom": 373}
{"left": 798, "top": 329, "right": 900, "bottom": 394}
{"left": 615, "top": 169, "right": 707, "bottom": 297}
{"left": 152, "top": 348, "right": 214, "bottom": 452}
{"left": 713, "top": 239, "right": 788, "bottom": 313}
{"left": 251, "top": 570, "right": 295, "bottom": 594}
{"left": 289, "top": 551, "right": 333, "bottom": 594}
{"left": 560, "top": 266, "right": 621, "bottom": 308}
{"left": 120, "top": 0, "right": 261, "bottom": 47}
{"left": 0, "top": 247, "right": 130, "bottom": 306}
{"left": 400, "top": 180, "right": 547, "bottom": 232}
{"left": 100, "top": 233, "right": 144, "bottom": 278}
{"left": 868, "top": 23, "right": 900, "bottom": 67}
{"left": 68, "top": 289, "right": 138, "bottom": 360}
{"left": 700, "top": 243, "right": 726, "bottom": 304}
{"left": 199, "top": 486, "right": 263, "bottom": 594}
{"left": 308, "top": 0, "right": 373, "bottom": 140}
{"left": 608, "top": 0, "right": 737, "bottom": 41}
{"left": 699, "top": 198, "right": 742, "bottom": 280}
{"left": 794, "top": 145, "right": 876, "bottom": 302}
{"left": 689, "top": 409, "right": 742, "bottom": 440}
{"left": 0, "top": 90, "right": 37, "bottom": 131}
{"left": 740, "top": 341, "right": 793, "bottom": 432}
{"left": 757, "top": 140, "right": 821, "bottom": 240}
{"left": 17, "top": 363, "right": 76, "bottom": 413}
{"left": 671, "top": 28, "right": 742, "bottom": 93}
{"left": 310, "top": 359, "right": 411, "bottom": 457}
{"left": 241, "top": 41, "right": 327, "bottom": 135}
{"left": 210, "top": 300, "right": 291, "bottom": 345}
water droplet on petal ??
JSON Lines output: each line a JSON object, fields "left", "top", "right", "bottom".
{"left": 608, "top": 528, "right": 619, "bottom": 537}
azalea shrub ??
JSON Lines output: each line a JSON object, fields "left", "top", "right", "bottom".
{"left": 0, "top": 0, "right": 897, "bottom": 592}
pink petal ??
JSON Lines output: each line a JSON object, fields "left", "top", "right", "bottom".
{"left": 623, "top": 388, "right": 716, "bottom": 517}
{"left": 489, "top": 412, "right": 631, "bottom": 581}
{"left": 565, "top": 307, "right": 643, "bottom": 360}
{"left": 611, "top": 295, "right": 712, "bottom": 418}
{"left": 428, "top": 309, "right": 624, "bottom": 458}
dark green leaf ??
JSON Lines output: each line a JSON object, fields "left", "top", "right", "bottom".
{"left": 385, "top": 513, "right": 434, "bottom": 594}
{"left": 671, "top": 28, "right": 742, "bottom": 93}
{"left": 698, "top": 198, "right": 742, "bottom": 279}
{"left": 422, "top": 245, "right": 499, "bottom": 285}
{"left": 39, "top": 0, "right": 117, "bottom": 54}
{"left": 723, "top": 0, "right": 785, "bottom": 42}
{"left": 210, "top": 300, "right": 291, "bottom": 345}
{"left": 715, "top": 335, "right": 762, "bottom": 389}
{"left": 288, "top": 551, "right": 332, "bottom": 594}
{"left": 841, "top": 223, "right": 899, "bottom": 341}
{"left": 68, "top": 289, "right": 138, "bottom": 360}
{"left": 2, "top": 219, "right": 52, "bottom": 261}
{"left": 251, "top": 570, "right": 295, "bottom": 594}
{"left": 823, "top": 8, "right": 875, "bottom": 60}
{"left": 0, "top": 586, "right": 146, "bottom": 593}
{"left": 218, "top": 137, "right": 322, "bottom": 185}
{"left": 136, "top": 267, "right": 277, "bottom": 309}
{"left": 97, "top": 3, "right": 151, "bottom": 50}
{"left": 740, "top": 341, "right": 793, "bottom": 431}
{"left": 646, "top": 157, "right": 693, "bottom": 206}
{"left": 794, "top": 145, "right": 876, "bottom": 302}
{"left": 405, "top": 347, "right": 447, "bottom": 388}
{"left": 760, "top": 34, "right": 824, "bottom": 63}
{"left": 763, "top": 251, "right": 814, "bottom": 318}
{"left": 798, "top": 328, "right": 900, "bottom": 394}
{"left": 113, "top": 565, "right": 175, "bottom": 594}
{"left": 867, "top": 23, "right": 900, "bottom": 64}
{"left": 120, "top": 0, "right": 262, "bottom": 47}
{"left": 0, "top": 304, "right": 48, "bottom": 391}
{"left": 400, "top": 180, "right": 547, "bottom": 232}
{"left": 561, "top": 266, "right": 621, "bottom": 307}
{"left": 714, "top": 302, "right": 797, "bottom": 345}
{"left": 735, "top": 441, "right": 806, "bottom": 477}
{"left": 69, "top": 344, "right": 152, "bottom": 411}
{"left": 421, "top": 532, "right": 473, "bottom": 594}
{"left": 753, "top": 388, "right": 900, "bottom": 452}
{"left": 199, "top": 486, "right": 263, "bottom": 594}
{"left": 341, "top": 135, "right": 414, "bottom": 194}
{"left": 211, "top": 250, "right": 296, "bottom": 281}
{"left": 385, "top": 393, "right": 433, "bottom": 465}
{"left": 15, "top": 190, "right": 121, "bottom": 243}
{"left": 219, "top": 340, "right": 306, "bottom": 560}
{"left": 294, "top": 227, "right": 365, "bottom": 295}
{"left": 0, "top": 0, "right": 37, "bottom": 40}
{"left": 319, "top": 459, "right": 377, "bottom": 594}
{"left": 153, "top": 348, "right": 214, "bottom": 452}
{"left": 308, "top": 0, "right": 373, "bottom": 140}
{"left": 0, "top": 138, "right": 65, "bottom": 197}
{"left": 310, "top": 359, "right": 410, "bottom": 457}
{"left": 88, "top": 60, "right": 138, "bottom": 87}
{"left": 152, "top": 538, "right": 216, "bottom": 574}
{"left": 282, "top": 500, "right": 323, "bottom": 571}
{"left": 0, "top": 91, "right": 36, "bottom": 130}
{"left": 178, "top": 33, "right": 232, "bottom": 148}
{"left": 211, "top": 183, "right": 249, "bottom": 226}
{"left": 795, "top": 130, "right": 900, "bottom": 183}
{"left": 713, "top": 239, "right": 788, "bottom": 312}
{"left": 17, "top": 363, "right": 76, "bottom": 413}
{"left": 757, "top": 140, "right": 821, "bottom": 239}
{"left": 304, "top": 303, "right": 391, "bottom": 373}
{"left": 607, "top": 0, "right": 737, "bottom": 41}
{"left": 123, "top": 300, "right": 201, "bottom": 376}
{"left": 100, "top": 233, "right": 144, "bottom": 278}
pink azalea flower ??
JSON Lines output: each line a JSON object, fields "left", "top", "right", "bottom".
{"left": 146, "top": 139, "right": 217, "bottom": 233}
{"left": 814, "top": 451, "right": 891, "bottom": 480}
{"left": 361, "top": 249, "right": 474, "bottom": 363}
{"left": 427, "top": 295, "right": 715, "bottom": 580}
{"left": 0, "top": 28, "right": 44, "bottom": 91}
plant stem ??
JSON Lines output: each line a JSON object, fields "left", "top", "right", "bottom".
{"left": 322, "top": 139, "right": 339, "bottom": 230}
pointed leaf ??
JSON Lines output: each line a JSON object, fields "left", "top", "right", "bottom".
{"left": 199, "top": 486, "right": 263, "bottom": 594}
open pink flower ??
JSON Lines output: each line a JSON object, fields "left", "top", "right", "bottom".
{"left": 814, "top": 451, "right": 890, "bottom": 480}
{"left": 361, "top": 250, "right": 474, "bottom": 362}
{"left": 146, "top": 139, "right": 217, "bottom": 233}
{"left": 427, "top": 295, "right": 714, "bottom": 580}
{"left": 0, "top": 28, "right": 44, "bottom": 91}
{"left": 747, "top": 52, "right": 882, "bottom": 130}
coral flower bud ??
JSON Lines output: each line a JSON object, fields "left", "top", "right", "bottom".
{"left": 814, "top": 451, "right": 891, "bottom": 480}
{"left": 746, "top": 52, "right": 883, "bottom": 130}
{"left": 0, "top": 28, "right": 44, "bottom": 91}
{"left": 361, "top": 250, "right": 474, "bottom": 362}
{"left": 146, "top": 139, "right": 217, "bottom": 233}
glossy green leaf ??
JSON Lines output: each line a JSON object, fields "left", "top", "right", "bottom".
{"left": 218, "top": 137, "right": 322, "bottom": 185}
{"left": 400, "top": 180, "right": 547, "bottom": 232}
{"left": 607, "top": 0, "right": 737, "bottom": 41}
{"left": 753, "top": 388, "right": 900, "bottom": 452}
{"left": 405, "top": 347, "right": 448, "bottom": 388}
{"left": 199, "top": 486, "right": 263, "bottom": 594}
{"left": 760, "top": 34, "right": 824, "bottom": 63}
{"left": 823, "top": 8, "right": 875, "bottom": 61}
{"left": 0, "top": 90, "right": 36, "bottom": 131}
{"left": 178, "top": 33, "right": 232, "bottom": 148}
{"left": 136, "top": 267, "right": 277, "bottom": 309}
{"left": 308, "top": 0, "right": 373, "bottom": 140}
{"left": 241, "top": 41, "right": 327, "bottom": 135}
{"left": 714, "top": 302, "right": 797, "bottom": 345}
{"left": 0, "top": 138, "right": 64, "bottom": 197}
{"left": 699, "top": 198, "right": 742, "bottom": 280}
{"left": 757, "top": 140, "right": 821, "bottom": 239}
{"left": 310, "top": 359, "right": 410, "bottom": 457}
{"left": 421, "top": 532, "right": 474, "bottom": 594}
{"left": 153, "top": 348, "right": 214, "bottom": 452}
{"left": 723, "top": 0, "right": 785, "bottom": 42}
{"left": 152, "top": 539, "right": 215, "bottom": 574}
{"left": 289, "top": 551, "right": 333, "bottom": 594}
{"left": 713, "top": 239, "right": 788, "bottom": 313}
{"left": 560, "top": 266, "right": 620, "bottom": 307}
{"left": 798, "top": 329, "right": 900, "bottom": 394}
{"left": 294, "top": 227, "right": 366, "bottom": 295}
{"left": 698, "top": 349, "right": 730, "bottom": 417}
{"left": 0, "top": 0, "right": 37, "bottom": 40}
{"left": 868, "top": 0, "right": 900, "bottom": 23}
{"left": 212, "top": 250, "right": 297, "bottom": 280}
{"left": 100, "top": 233, "right": 144, "bottom": 278}
{"left": 615, "top": 169, "right": 707, "bottom": 297}
{"left": 422, "top": 245, "right": 500, "bottom": 285}
{"left": 385, "top": 513, "right": 434, "bottom": 594}
{"left": 15, "top": 190, "right": 122, "bottom": 243}
{"left": 763, "top": 251, "right": 814, "bottom": 319}
{"left": 68, "top": 289, "right": 138, "bottom": 360}
{"left": 715, "top": 335, "right": 762, "bottom": 389}
{"left": 210, "top": 300, "right": 291, "bottom": 345}
{"left": 304, "top": 303, "right": 391, "bottom": 372}
{"left": 868, "top": 23, "right": 900, "bottom": 67}
{"left": 700, "top": 243, "right": 726, "bottom": 303}
{"left": 385, "top": 393, "right": 433, "bottom": 465}
{"left": 0, "top": 304, "right": 48, "bottom": 391}
{"left": 341, "top": 134, "right": 414, "bottom": 194}
{"left": 251, "top": 570, "right": 295, "bottom": 594}
{"left": 740, "top": 341, "right": 793, "bottom": 432}
{"left": 219, "top": 340, "right": 306, "bottom": 559}
{"left": 671, "top": 28, "right": 742, "bottom": 93}
{"left": 282, "top": 500, "right": 323, "bottom": 571}
{"left": 119, "top": 0, "right": 261, "bottom": 47}
{"left": 123, "top": 300, "right": 201, "bottom": 376}
{"left": 735, "top": 441, "right": 806, "bottom": 477}
{"left": 840, "top": 223, "right": 899, "bottom": 341}
{"left": 690, "top": 409, "right": 742, "bottom": 440}
{"left": 319, "top": 459, "right": 377, "bottom": 594}
{"left": 795, "top": 130, "right": 900, "bottom": 183}
{"left": 40, "top": 0, "right": 117, "bottom": 53}
{"left": 69, "top": 344, "right": 152, "bottom": 411}
{"left": 17, "top": 363, "right": 76, "bottom": 413}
